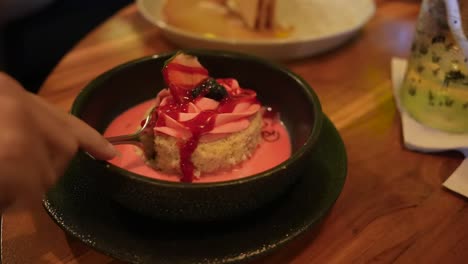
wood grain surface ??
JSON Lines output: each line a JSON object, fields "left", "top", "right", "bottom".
{"left": 2, "top": 1, "right": 468, "bottom": 263}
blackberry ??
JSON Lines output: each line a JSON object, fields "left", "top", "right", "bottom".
{"left": 191, "top": 78, "right": 228, "bottom": 101}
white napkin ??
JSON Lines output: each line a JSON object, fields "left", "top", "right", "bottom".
{"left": 391, "top": 58, "right": 468, "bottom": 197}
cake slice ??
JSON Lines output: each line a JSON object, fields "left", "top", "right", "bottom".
{"left": 149, "top": 52, "right": 263, "bottom": 182}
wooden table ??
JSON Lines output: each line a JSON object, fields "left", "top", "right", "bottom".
{"left": 2, "top": 1, "right": 468, "bottom": 263}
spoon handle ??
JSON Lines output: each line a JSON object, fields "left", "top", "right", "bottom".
{"left": 106, "top": 133, "right": 141, "bottom": 145}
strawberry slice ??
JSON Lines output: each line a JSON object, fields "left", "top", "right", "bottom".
{"left": 162, "top": 52, "right": 209, "bottom": 102}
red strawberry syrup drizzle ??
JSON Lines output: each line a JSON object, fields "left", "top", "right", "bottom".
{"left": 152, "top": 62, "right": 274, "bottom": 182}
{"left": 155, "top": 92, "right": 259, "bottom": 182}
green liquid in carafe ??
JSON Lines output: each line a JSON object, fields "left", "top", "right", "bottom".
{"left": 400, "top": 0, "right": 468, "bottom": 133}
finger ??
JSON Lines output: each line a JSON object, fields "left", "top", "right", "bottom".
{"left": 19, "top": 131, "right": 57, "bottom": 203}
{"left": 0, "top": 72, "right": 26, "bottom": 92}
{"left": 34, "top": 136, "right": 58, "bottom": 191}
{"left": 28, "top": 102, "right": 79, "bottom": 177}
{"left": 66, "top": 114, "right": 118, "bottom": 160}
{"left": 27, "top": 93, "right": 117, "bottom": 160}
{"left": 48, "top": 135, "right": 78, "bottom": 178}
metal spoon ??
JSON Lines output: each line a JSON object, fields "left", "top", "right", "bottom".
{"left": 106, "top": 108, "right": 156, "bottom": 160}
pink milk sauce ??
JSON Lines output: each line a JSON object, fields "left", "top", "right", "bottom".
{"left": 104, "top": 100, "right": 292, "bottom": 183}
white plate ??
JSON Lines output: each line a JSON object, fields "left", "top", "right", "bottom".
{"left": 137, "top": 0, "right": 376, "bottom": 60}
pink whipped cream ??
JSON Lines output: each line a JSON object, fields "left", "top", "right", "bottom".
{"left": 153, "top": 78, "right": 261, "bottom": 142}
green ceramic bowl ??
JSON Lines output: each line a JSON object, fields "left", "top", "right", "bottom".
{"left": 71, "top": 50, "right": 323, "bottom": 221}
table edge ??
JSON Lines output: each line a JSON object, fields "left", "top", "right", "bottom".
{"left": 1, "top": 214, "right": 3, "bottom": 264}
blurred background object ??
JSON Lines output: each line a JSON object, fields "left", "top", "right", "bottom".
{"left": 0, "top": 0, "right": 132, "bottom": 93}
{"left": 138, "top": 0, "right": 375, "bottom": 60}
{"left": 461, "top": 0, "right": 468, "bottom": 36}
{"left": 399, "top": 0, "right": 468, "bottom": 133}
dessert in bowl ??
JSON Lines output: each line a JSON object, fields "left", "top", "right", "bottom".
{"left": 72, "top": 50, "right": 322, "bottom": 221}
{"left": 106, "top": 52, "right": 290, "bottom": 183}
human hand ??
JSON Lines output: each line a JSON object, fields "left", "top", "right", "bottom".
{"left": 0, "top": 73, "right": 117, "bottom": 210}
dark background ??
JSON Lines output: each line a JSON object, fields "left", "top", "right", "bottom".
{"left": 0, "top": 0, "right": 132, "bottom": 93}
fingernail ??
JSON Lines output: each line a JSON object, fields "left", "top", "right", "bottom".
{"left": 114, "top": 148, "right": 122, "bottom": 158}
{"left": 106, "top": 143, "right": 119, "bottom": 159}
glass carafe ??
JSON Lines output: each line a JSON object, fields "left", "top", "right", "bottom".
{"left": 400, "top": 0, "right": 468, "bottom": 133}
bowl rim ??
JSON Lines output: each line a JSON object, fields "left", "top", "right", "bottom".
{"left": 72, "top": 49, "right": 323, "bottom": 188}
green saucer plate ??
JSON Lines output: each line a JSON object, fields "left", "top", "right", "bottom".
{"left": 43, "top": 115, "right": 347, "bottom": 264}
